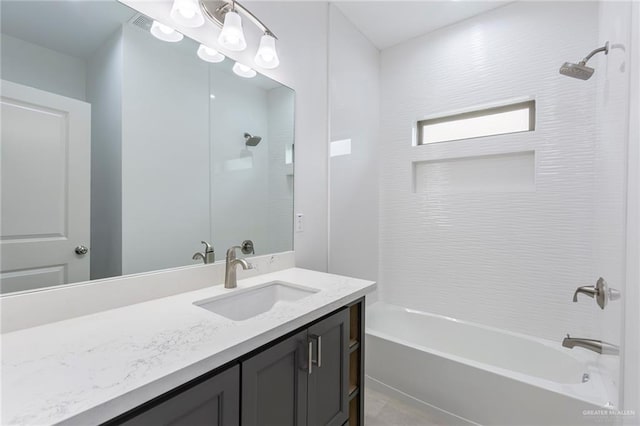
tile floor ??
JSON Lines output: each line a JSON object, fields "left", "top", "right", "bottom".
{"left": 364, "top": 387, "right": 440, "bottom": 426}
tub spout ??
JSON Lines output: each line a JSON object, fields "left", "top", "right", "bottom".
{"left": 562, "top": 334, "right": 619, "bottom": 355}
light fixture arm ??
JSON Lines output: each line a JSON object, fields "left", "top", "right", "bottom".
{"left": 200, "top": 0, "right": 278, "bottom": 39}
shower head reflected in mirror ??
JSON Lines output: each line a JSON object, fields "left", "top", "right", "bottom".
{"left": 559, "top": 41, "right": 609, "bottom": 80}
{"left": 244, "top": 132, "right": 262, "bottom": 146}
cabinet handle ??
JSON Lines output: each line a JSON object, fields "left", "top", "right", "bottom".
{"left": 308, "top": 340, "right": 313, "bottom": 375}
{"left": 310, "top": 334, "right": 322, "bottom": 368}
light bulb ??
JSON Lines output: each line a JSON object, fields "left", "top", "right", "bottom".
{"left": 150, "top": 21, "right": 184, "bottom": 42}
{"left": 254, "top": 33, "right": 279, "bottom": 69}
{"left": 170, "top": 0, "right": 204, "bottom": 28}
{"left": 197, "top": 44, "right": 226, "bottom": 63}
{"left": 232, "top": 62, "right": 256, "bottom": 78}
{"left": 218, "top": 11, "right": 247, "bottom": 51}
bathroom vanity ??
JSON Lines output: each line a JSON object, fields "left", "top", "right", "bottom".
{"left": 109, "top": 299, "right": 362, "bottom": 426}
{"left": 1, "top": 268, "right": 374, "bottom": 426}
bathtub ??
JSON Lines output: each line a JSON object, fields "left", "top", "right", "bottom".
{"left": 365, "top": 302, "right": 616, "bottom": 426}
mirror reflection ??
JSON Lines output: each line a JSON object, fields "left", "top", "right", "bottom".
{"left": 0, "top": 1, "right": 294, "bottom": 294}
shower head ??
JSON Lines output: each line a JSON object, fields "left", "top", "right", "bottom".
{"left": 559, "top": 62, "right": 595, "bottom": 80}
{"left": 559, "top": 41, "right": 609, "bottom": 80}
{"left": 244, "top": 133, "right": 262, "bottom": 146}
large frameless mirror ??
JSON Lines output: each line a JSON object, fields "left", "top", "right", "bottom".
{"left": 0, "top": 0, "right": 294, "bottom": 294}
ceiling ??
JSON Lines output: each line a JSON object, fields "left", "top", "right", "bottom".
{"left": 333, "top": 1, "right": 511, "bottom": 50}
{"left": 1, "top": 1, "right": 136, "bottom": 58}
{"left": 1, "top": 0, "right": 510, "bottom": 63}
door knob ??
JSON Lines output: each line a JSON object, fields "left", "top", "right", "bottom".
{"left": 74, "top": 245, "right": 89, "bottom": 255}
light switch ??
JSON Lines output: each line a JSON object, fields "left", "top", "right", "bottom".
{"left": 295, "top": 213, "right": 304, "bottom": 232}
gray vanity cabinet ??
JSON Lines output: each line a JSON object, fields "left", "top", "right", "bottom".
{"left": 307, "top": 309, "right": 349, "bottom": 426}
{"left": 119, "top": 364, "right": 240, "bottom": 426}
{"left": 241, "top": 330, "right": 309, "bottom": 426}
{"left": 241, "top": 308, "right": 349, "bottom": 426}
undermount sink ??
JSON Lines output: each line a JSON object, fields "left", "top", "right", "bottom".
{"left": 194, "top": 281, "right": 320, "bottom": 321}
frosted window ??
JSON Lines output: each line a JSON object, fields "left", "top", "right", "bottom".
{"left": 418, "top": 100, "right": 535, "bottom": 145}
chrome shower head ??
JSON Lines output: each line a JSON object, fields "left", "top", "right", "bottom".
{"left": 559, "top": 41, "right": 609, "bottom": 80}
{"left": 559, "top": 62, "right": 595, "bottom": 80}
{"left": 244, "top": 133, "right": 262, "bottom": 146}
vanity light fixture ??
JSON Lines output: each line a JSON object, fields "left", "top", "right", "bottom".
{"left": 150, "top": 21, "right": 184, "bottom": 42}
{"left": 197, "top": 44, "right": 226, "bottom": 63}
{"left": 170, "top": 0, "right": 205, "bottom": 28}
{"left": 217, "top": 9, "right": 247, "bottom": 51}
{"left": 232, "top": 62, "right": 256, "bottom": 78}
{"left": 254, "top": 32, "right": 279, "bottom": 69}
{"left": 201, "top": 0, "right": 280, "bottom": 69}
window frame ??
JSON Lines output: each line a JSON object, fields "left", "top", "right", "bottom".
{"left": 416, "top": 100, "right": 536, "bottom": 145}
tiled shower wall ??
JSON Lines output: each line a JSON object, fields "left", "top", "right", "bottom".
{"left": 378, "top": 1, "right": 619, "bottom": 342}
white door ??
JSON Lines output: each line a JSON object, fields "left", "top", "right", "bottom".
{"left": 1, "top": 80, "right": 91, "bottom": 293}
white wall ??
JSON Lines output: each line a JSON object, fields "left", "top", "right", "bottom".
{"left": 87, "top": 29, "right": 123, "bottom": 280}
{"left": 327, "top": 5, "right": 380, "bottom": 282}
{"left": 0, "top": 34, "right": 87, "bottom": 101}
{"left": 120, "top": 0, "right": 330, "bottom": 272}
{"left": 121, "top": 25, "right": 211, "bottom": 275}
{"left": 378, "top": 2, "right": 610, "bottom": 345}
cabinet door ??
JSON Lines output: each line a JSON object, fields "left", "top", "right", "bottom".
{"left": 121, "top": 364, "right": 239, "bottom": 426}
{"left": 307, "top": 308, "right": 349, "bottom": 426}
{"left": 241, "top": 330, "right": 309, "bottom": 426}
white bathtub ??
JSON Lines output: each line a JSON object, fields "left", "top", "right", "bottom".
{"left": 366, "top": 302, "right": 615, "bottom": 426}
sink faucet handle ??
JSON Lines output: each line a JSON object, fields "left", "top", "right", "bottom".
{"left": 201, "top": 241, "right": 214, "bottom": 254}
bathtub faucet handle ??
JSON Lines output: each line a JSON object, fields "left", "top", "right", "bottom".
{"left": 572, "top": 285, "right": 597, "bottom": 302}
{"left": 572, "top": 277, "right": 619, "bottom": 310}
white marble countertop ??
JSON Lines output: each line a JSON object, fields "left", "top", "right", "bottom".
{"left": 1, "top": 268, "right": 375, "bottom": 425}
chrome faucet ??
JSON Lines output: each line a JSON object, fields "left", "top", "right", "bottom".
{"left": 562, "top": 334, "right": 619, "bottom": 355}
{"left": 193, "top": 241, "right": 215, "bottom": 264}
{"left": 224, "top": 241, "right": 254, "bottom": 289}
